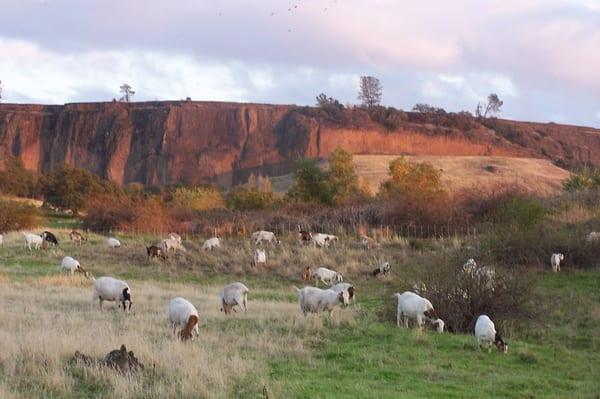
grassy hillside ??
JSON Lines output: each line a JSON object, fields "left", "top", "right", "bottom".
{"left": 271, "top": 156, "right": 570, "bottom": 196}
{"left": 0, "top": 225, "right": 598, "bottom": 398}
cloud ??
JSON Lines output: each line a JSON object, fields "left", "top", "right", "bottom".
{"left": 0, "top": 0, "right": 599, "bottom": 127}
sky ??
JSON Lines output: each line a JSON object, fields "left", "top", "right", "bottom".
{"left": 0, "top": 0, "right": 599, "bottom": 127}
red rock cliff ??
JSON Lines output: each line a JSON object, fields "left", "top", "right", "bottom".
{"left": 0, "top": 101, "right": 598, "bottom": 186}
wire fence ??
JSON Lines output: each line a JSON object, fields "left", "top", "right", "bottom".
{"left": 86, "top": 222, "right": 477, "bottom": 242}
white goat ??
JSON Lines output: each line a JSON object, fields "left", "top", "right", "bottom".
{"left": 60, "top": 256, "right": 87, "bottom": 276}
{"left": 219, "top": 282, "right": 249, "bottom": 315}
{"left": 475, "top": 266, "right": 496, "bottom": 290}
{"left": 311, "top": 233, "right": 334, "bottom": 248}
{"left": 550, "top": 253, "right": 564, "bottom": 272}
{"left": 330, "top": 282, "right": 355, "bottom": 303}
{"left": 360, "top": 235, "right": 380, "bottom": 250}
{"left": 23, "top": 233, "right": 43, "bottom": 250}
{"left": 394, "top": 291, "right": 438, "bottom": 329}
{"left": 313, "top": 267, "right": 343, "bottom": 287}
{"left": 106, "top": 237, "right": 121, "bottom": 248}
{"left": 169, "top": 297, "right": 200, "bottom": 341}
{"left": 474, "top": 315, "right": 508, "bottom": 353}
{"left": 372, "top": 261, "right": 391, "bottom": 277}
{"left": 251, "top": 230, "right": 280, "bottom": 246}
{"left": 585, "top": 232, "right": 600, "bottom": 242}
{"left": 462, "top": 258, "right": 478, "bottom": 276}
{"left": 0, "top": 233, "right": 3, "bottom": 247}
{"left": 253, "top": 249, "right": 266, "bottom": 266}
{"left": 168, "top": 232, "right": 182, "bottom": 245}
{"left": 202, "top": 237, "right": 220, "bottom": 251}
{"left": 430, "top": 318, "right": 445, "bottom": 333}
{"left": 161, "top": 237, "right": 184, "bottom": 253}
{"left": 295, "top": 286, "right": 350, "bottom": 316}
{"left": 91, "top": 276, "right": 132, "bottom": 311}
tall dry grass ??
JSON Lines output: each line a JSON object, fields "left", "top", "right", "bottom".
{"left": 0, "top": 278, "right": 356, "bottom": 398}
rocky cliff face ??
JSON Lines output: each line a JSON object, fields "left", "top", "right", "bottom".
{"left": 1, "top": 101, "right": 598, "bottom": 187}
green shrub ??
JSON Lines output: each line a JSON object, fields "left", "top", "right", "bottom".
{"left": 169, "top": 186, "right": 225, "bottom": 212}
{"left": 37, "top": 165, "right": 122, "bottom": 215}
{"left": 0, "top": 200, "right": 39, "bottom": 231}
{"left": 286, "top": 159, "right": 332, "bottom": 205}
{"left": 563, "top": 168, "right": 600, "bottom": 192}
{"left": 226, "top": 188, "right": 276, "bottom": 211}
{"left": 492, "top": 197, "right": 546, "bottom": 229}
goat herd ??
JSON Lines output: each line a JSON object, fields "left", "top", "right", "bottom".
{"left": 0, "top": 226, "right": 522, "bottom": 354}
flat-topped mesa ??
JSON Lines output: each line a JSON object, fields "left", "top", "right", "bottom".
{"left": 1, "top": 101, "right": 598, "bottom": 187}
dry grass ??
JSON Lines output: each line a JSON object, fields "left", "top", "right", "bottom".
{"left": 271, "top": 155, "right": 569, "bottom": 196}
{"left": 0, "top": 278, "right": 356, "bottom": 398}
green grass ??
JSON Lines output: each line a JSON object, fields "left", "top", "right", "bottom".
{"left": 1, "top": 219, "right": 598, "bottom": 398}
{"left": 269, "top": 271, "right": 600, "bottom": 399}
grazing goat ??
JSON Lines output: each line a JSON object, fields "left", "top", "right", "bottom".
{"left": 394, "top": 291, "right": 438, "bottom": 329}
{"left": 91, "top": 276, "right": 132, "bottom": 311}
{"left": 550, "top": 253, "right": 564, "bottom": 273}
{"left": 475, "top": 266, "right": 496, "bottom": 290}
{"left": 311, "top": 233, "right": 334, "bottom": 248}
{"left": 168, "top": 232, "right": 182, "bottom": 245}
{"left": 372, "top": 261, "right": 391, "bottom": 277}
{"left": 161, "top": 237, "right": 184, "bottom": 253}
{"left": 313, "top": 267, "right": 343, "bottom": 287}
{"left": 430, "top": 318, "right": 445, "bottom": 333}
{"left": 23, "top": 233, "right": 43, "bottom": 250}
{"left": 61, "top": 256, "right": 88, "bottom": 276}
{"left": 253, "top": 249, "right": 266, "bottom": 266}
{"left": 106, "top": 237, "right": 121, "bottom": 248}
{"left": 474, "top": 315, "right": 508, "bottom": 353}
{"left": 586, "top": 232, "right": 600, "bottom": 242}
{"left": 169, "top": 297, "right": 200, "bottom": 341}
{"left": 330, "top": 282, "right": 355, "bottom": 303}
{"left": 251, "top": 230, "right": 280, "bottom": 246}
{"left": 202, "top": 237, "right": 220, "bottom": 251}
{"left": 294, "top": 286, "right": 350, "bottom": 316}
{"left": 462, "top": 258, "right": 477, "bottom": 276}
{"left": 146, "top": 245, "right": 164, "bottom": 260}
{"left": 69, "top": 230, "right": 87, "bottom": 245}
{"left": 297, "top": 226, "right": 312, "bottom": 245}
{"left": 42, "top": 231, "right": 59, "bottom": 246}
{"left": 220, "top": 282, "right": 249, "bottom": 315}
{"left": 302, "top": 266, "right": 313, "bottom": 283}
{"left": 360, "top": 235, "right": 380, "bottom": 250}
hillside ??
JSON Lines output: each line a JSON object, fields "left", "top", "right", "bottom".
{"left": 271, "top": 155, "right": 571, "bottom": 196}
{"left": 0, "top": 101, "right": 598, "bottom": 187}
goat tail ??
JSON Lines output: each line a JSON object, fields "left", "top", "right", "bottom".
{"left": 291, "top": 285, "right": 301, "bottom": 293}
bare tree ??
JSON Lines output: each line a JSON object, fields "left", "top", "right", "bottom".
{"left": 358, "top": 76, "right": 382, "bottom": 107}
{"left": 0, "top": 80, "right": 3, "bottom": 101}
{"left": 119, "top": 83, "right": 135, "bottom": 102}
{"left": 476, "top": 93, "right": 503, "bottom": 118}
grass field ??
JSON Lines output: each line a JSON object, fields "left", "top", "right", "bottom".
{"left": 0, "top": 227, "right": 598, "bottom": 398}
{"left": 271, "top": 155, "right": 570, "bottom": 196}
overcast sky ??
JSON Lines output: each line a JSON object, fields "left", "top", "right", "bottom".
{"left": 0, "top": 0, "right": 599, "bottom": 127}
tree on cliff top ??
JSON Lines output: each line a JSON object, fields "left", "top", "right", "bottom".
{"left": 475, "top": 93, "right": 503, "bottom": 118}
{"left": 119, "top": 83, "right": 135, "bottom": 102}
{"left": 358, "top": 76, "right": 382, "bottom": 107}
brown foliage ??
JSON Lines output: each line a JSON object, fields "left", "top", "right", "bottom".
{"left": 0, "top": 200, "right": 39, "bottom": 231}
{"left": 83, "top": 194, "right": 172, "bottom": 233}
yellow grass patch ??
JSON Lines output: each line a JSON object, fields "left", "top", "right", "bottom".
{"left": 272, "top": 155, "right": 570, "bottom": 196}
{"left": 0, "top": 280, "right": 354, "bottom": 398}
